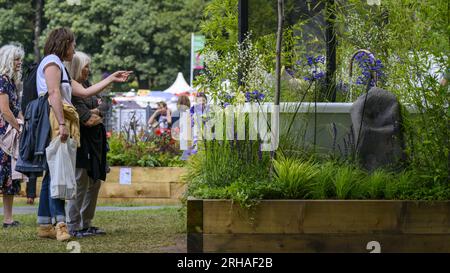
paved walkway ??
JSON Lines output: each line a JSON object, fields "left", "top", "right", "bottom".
{"left": 0, "top": 206, "right": 180, "bottom": 215}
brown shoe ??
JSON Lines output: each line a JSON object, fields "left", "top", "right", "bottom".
{"left": 37, "top": 224, "right": 57, "bottom": 239}
{"left": 55, "top": 222, "right": 71, "bottom": 242}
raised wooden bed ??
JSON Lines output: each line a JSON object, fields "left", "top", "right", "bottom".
{"left": 18, "top": 167, "right": 187, "bottom": 205}
{"left": 187, "top": 199, "right": 450, "bottom": 253}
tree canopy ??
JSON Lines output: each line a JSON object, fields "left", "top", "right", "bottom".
{"left": 0, "top": 0, "right": 206, "bottom": 90}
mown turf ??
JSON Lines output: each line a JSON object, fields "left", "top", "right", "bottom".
{"left": 0, "top": 207, "right": 186, "bottom": 253}
{"left": 0, "top": 198, "right": 175, "bottom": 207}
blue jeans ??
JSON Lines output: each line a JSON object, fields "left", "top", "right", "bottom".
{"left": 37, "top": 172, "right": 66, "bottom": 225}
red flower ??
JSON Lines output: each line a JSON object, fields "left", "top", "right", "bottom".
{"left": 106, "top": 131, "right": 112, "bottom": 139}
{"left": 155, "top": 128, "right": 161, "bottom": 136}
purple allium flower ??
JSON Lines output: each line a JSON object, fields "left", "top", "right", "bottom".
{"left": 315, "top": 55, "right": 325, "bottom": 64}
{"left": 354, "top": 52, "right": 384, "bottom": 87}
{"left": 368, "top": 53, "right": 375, "bottom": 63}
{"left": 224, "top": 94, "right": 233, "bottom": 100}
{"left": 286, "top": 68, "right": 295, "bottom": 77}
{"left": 245, "top": 91, "right": 251, "bottom": 102}
{"left": 313, "top": 71, "right": 325, "bottom": 80}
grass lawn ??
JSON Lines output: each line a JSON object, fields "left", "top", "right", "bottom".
{"left": 0, "top": 207, "right": 186, "bottom": 253}
{"left": 1, "top": 198, "right": 177, "bottom": 207}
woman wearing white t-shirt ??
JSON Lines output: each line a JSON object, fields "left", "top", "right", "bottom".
{"left": 36, "top": 27, "right": 131, "bottom": 241}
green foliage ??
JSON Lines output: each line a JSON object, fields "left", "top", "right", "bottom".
{"left": 332, "top": 165, "right": 365, "bottom": 199}
{"left": 0, "top": 0, "right": 35, "bottom": 63}
{"left": 385, "top": 170, "right": 450, "bottom": 201}
{"left": 200, "top": 0, "right": 238, "bottom": 54}
{"left": 185, "top": 144, "right": 450, "bottom": 207}
{"left": 362, "top": 170, "right": 393, "bottom": 199}
{"left": 184, "top": 0, "right": 450, "bottom": 209}
{"left": 0, "top": 0, "right": 206, "bottom": 89}
{"left": 183, "top": 139, "right": 273, "bottom": 207}
{"left": 107, "top": 133, "right": 185, "bottom": 167}
{"left": 332, "top": 0, "right": 448, "bottom": 185}
{"left": 273, "top": 156, "right": 318, "bottom": 199}
{"left": 311, "top": 161, "right": 336, "bottom": 199}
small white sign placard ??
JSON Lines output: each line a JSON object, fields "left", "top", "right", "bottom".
{"left": 119, "top": 168, "right": 132, "bottom": 185}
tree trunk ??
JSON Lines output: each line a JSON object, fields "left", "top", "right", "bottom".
{"left": 275, "top": 0, "right": 284, "bottom": 106}
{"left": 33, "top": 0, "right": 43, "bottom": 63}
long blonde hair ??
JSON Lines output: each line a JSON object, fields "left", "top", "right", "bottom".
{"left": 0, "top": 44, "right": 24, "bottom": 86}
{"left": 65, "top": 51, "right": 91, "bottom": 82}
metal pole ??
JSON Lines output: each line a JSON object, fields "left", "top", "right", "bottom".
{"left": 190, "top": 33, "right": 194, "bottom": 87}
{"left": 118, "top": 104, "right": 123, "bottom": 136}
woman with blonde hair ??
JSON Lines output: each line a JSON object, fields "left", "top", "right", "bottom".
{"left": 64, "top": 51, "right": 108, "bottom": 237}
{"left": 0, "top": 44, "right": 24, "bottom": 228}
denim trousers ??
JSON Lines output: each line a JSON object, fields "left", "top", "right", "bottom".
{"left": 37, "top": 172, "right": 66, "bottom": 225}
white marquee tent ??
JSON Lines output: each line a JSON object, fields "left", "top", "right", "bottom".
{"left": 164, "top": 72, "right": 195, "bottom": 94}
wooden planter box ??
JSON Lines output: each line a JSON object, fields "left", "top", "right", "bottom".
{"left": 19, "top": 167, "right": 187, "bottom": 205}
{"left": 187, "top": 199, "right": 450, "bottom": 253}
{"left": 99, "top": 167, "right": 186, "bottom": 204}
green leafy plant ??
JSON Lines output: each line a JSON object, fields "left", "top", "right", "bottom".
{"left": 332, "top": 164, "right": 365, "bottom": 199}
{"left": 273, "top": 156, "right": 319, "bottom": 199}
{"left": 311, "top": 161, "right": 337, "bottom": 199}
{"left": 107, "top": 133, "right": 184, "bottom": 167}
{"left": 362, "top": 170, "right": 393, "bottom": 199}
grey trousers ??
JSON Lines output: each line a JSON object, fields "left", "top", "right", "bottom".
{"left": 66, "top": 168, "right": 102, "bottom": 232}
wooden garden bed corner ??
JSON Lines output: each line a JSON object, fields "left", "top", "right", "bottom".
{"left": 187, "top": 199, "right": 450, "bottom": 253}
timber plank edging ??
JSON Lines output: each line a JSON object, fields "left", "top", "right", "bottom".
{"left": 187, "top": 199, "right": 450, "bottom": 253}
{"left": 19, "top": 167, "right": 187, "bottom": 201}
{"left": 187, "top": 198, "right": 203, "bottom": 253}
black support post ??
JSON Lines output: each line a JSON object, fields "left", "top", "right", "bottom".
{"left": 325, "top": 0, "right": 337, "bottom": 102}
{"left": 238, "top": 0, "right": 248, "bottom": 86}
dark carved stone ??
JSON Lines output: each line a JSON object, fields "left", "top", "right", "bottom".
{"left": 350, "top": 87, "right": 406, "bottom": 171}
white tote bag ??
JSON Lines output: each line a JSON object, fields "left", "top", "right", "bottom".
{"left": 45, "top": 137, "right": 77, "bottom": 200}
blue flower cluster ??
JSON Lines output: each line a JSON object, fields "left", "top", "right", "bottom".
{"left": 245, "top": 90, "right": 265, "bottom": 102}
{"left": 354, "top": 52, "right": 384, "bottom": 87}
{"left": 303, "top": 55, "right": 326, "bottom": 82}
{"left": 304, "top": 71, "right": 325, "bottom": 82}
{"left": 286, "top": 68, "right": 295, "bottom": 77}
{"left": 285, "top": 55, "right": 326, "bottom": 82}
{"left": 221, "top": 94, "right": 234, "bottom": 108}
{"left": 337, "top": 80, "right": 349, "bottom": 93}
